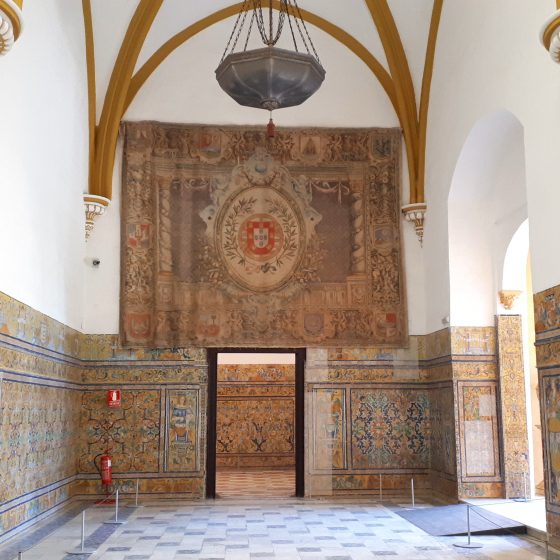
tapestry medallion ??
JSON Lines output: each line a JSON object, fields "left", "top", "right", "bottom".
{"left": 121, "top": 122, "right": 407, "bottom": 348}
{"left": 208, "top": 154, "right": 318, "bottom": 292}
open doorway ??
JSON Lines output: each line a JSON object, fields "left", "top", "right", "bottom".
{"left": 206, "top": 348, "right": 305, "bottom": 499}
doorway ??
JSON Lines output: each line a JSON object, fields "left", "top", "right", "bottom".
{"left": 206, "top": 348, "right": 306, "bottom": 499}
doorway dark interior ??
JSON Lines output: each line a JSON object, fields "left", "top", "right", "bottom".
{"left": 206, "top": 348, "right": 306, "bottom": 499}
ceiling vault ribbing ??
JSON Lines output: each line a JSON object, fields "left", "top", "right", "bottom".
{"left": 85, "top": 0, "right": 443, "bottom": 207}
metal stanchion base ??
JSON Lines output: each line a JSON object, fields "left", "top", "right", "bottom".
{"left": 104, "top": 520, "right": 126, "bottom": 525}
{"left": 453, "top": 542, "right": 483, "bottom": 549}
{"left": 66, "top": 548, "right": 97, "bottom": 555}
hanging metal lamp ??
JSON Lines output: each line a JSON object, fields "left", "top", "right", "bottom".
{"left": 215, "top": 0, "right": 325, "bottom": 135}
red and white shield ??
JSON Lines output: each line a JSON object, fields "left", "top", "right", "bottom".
{"left": 239, "top": 214, "right": 283, "bottom": 260}
{"left": 248, "top": 220, "right": 274, "bottom": 254}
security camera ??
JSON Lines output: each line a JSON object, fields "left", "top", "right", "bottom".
{"left": 92, "top": 258, "right": 101, "bottom": 267}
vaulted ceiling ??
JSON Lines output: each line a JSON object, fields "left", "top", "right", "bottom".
{"left": 84, "top": 0, "right": 442, "bottom": 208}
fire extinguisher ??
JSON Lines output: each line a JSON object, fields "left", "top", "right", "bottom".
{"left": 95, "top": 452, "right": 113, "bottom": 489}
{"left": 100, "top": 454, "right": 112, "bottom": 486}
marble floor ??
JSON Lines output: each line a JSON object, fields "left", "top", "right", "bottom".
{"left": 0, "top": 498, "right": 552, "bottom": 560}
{"left": 216, "top": 471, "right": 295, "bottom": 498}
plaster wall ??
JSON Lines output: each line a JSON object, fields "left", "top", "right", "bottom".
{"left": 424, "top": 0, "right": 560, "bottom": 332}
{"left": 0, "top": 0, "right": 88, "bottom": 331}
{"left": 448, "top": 112, "right": 528, "bottom": 327}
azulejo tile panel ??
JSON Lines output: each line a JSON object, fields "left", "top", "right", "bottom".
{"left": 217, "top": 398, "right": 295, "bottom": 464}
{"left": 216, "top": 365, "right": 295, "bottom": 469}
{"left": 165, "top": 388, "right": 200, "bottom": 472}
{"left": 430, "top": 384, "right": 456, "bottom": 477}
{"left": 451, "top": 327, "right": 496, "bottom": 356}
{"left": 79, "top": 389, "right": 161, "bottom": 473}
{"left": 535, "top": 284, "right": 560, "bottom": 547}
{"left": 311, "top": 388, "right": 346, "bottom": 471}
{"left": 0, "top": 381, "right": 80, "bottom": 504}
{"left": 457, "top": 382, "right": 501, "bottom": 481}
{"left": 541, "top": 374, "right": 560, "bottom": 507}
{"left": 535, "top": 284, "right": 560, "bottom": 336}
{"left": 350, "top": 388, "right": 430, "bottom": 469}
{"left": 497, "top": 315, "right": 529, "bottom": 498}
{"left": 0, "top": 289, "right": 209, "bottom": 538}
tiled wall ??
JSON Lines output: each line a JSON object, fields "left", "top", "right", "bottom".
{"left": 0, "top": 289, "right": 525, "bottom": 536}
{"left": 305, "top": 327, "right": 504, "bottom": 500}
{"left": 496, "top": 315, "right": 529, "bottom": 498}
{"left": 306, "top": 348, "right": 433, "bottom": 497}
{"left": 216, "top": 365, "right": 295, "bottom": 469}
{"left": 450, "top": 327, "right": 504, "bottom": 499}
{"left": 0, "top": 292, "right": 207, "bottom": 540}
{"left": 78, "top": 352, "right": 206, "bottom": 497}
{"left": 535, "top": 284, "right": 560, "bottom": 548}
{"left": 0, "top": 293, "right": 82, "bottom": 538}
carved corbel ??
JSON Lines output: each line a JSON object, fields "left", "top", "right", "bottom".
{"left": 541, "top": 9, "right": 560, "bottom": 63}
{"left": 0, "top": 0, "right": 23, "bottom": 55}
{"left": 498, "top": 290, "right": 522, "bottom": 311}
{"left": 402, "top": 203, "right": 427, "bottom": 246}
{"left": 84, "top": 194, "right": 110, "bottom": 241}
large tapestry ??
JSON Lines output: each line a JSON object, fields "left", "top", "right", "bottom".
{"left": 121, "top": 122, "right": 406, "bottom": 348}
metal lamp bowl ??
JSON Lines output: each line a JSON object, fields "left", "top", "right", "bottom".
{"left": 215, "top": 46, "right": 326, "bottom": 110}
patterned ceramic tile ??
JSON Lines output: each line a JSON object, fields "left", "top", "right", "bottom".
{"left": 497, "top": 315, "right": 529, "bottom": 498}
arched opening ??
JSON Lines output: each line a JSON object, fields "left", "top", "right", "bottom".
{"left": 448, "top": 110, "right": 528, "bottom": 326}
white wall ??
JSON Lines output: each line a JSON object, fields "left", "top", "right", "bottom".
{"left": 423, "top": 0, "right": 560, "bottom": 333}
{"left": 448, "top": 111, "right": 527, "bottom": 326}
{"left": 0, "top": 0, "right": 89, "bottom": 330}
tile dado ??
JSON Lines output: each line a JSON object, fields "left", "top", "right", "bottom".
{"left": 535, "top": 284, "right": 560, "bottom": 547}
{"left": 0, "top": 292, "right": 206, "bottom": 541}
{"left": 0, "top": 290, "right": 512, "bottom": 538}
{"left": 535, "top": 284, "right": 560, "bottom": 548}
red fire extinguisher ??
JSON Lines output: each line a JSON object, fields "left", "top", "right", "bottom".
{"left": 100, "top": 454, "right": 112, "bottom": 486}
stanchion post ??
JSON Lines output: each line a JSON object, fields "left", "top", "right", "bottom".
{"left": 453, "top": 504, "right": 483, "bottom": 549}
{"left": 18, "top": 552, "right": 22, "bottom": 560}
{"left": 127, "top": 479, "right": 143, "bottom": 509}
{"left": 411, "top": 478, "right": 415, "bottom": 509}
{"left": 66, "top": 509, "right": 97, "bottom": 555}
{"left": 379, "top": 473, "right": 383, "bottom": 503}
{"left": 104, "top": 489, "right": 126, "bottom": 525}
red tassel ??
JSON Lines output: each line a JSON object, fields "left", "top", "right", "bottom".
{"left": 267, "top": 118, "right": 276, "bottom": 138}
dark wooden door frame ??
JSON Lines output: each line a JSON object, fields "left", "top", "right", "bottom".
{"left": 206, "top": 347, "right": 306, "bottom": 499}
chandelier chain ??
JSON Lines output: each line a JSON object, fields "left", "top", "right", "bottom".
{"left": 291, "top": 0, "right": 321, "bottom": 62}
{"left": 220, "top": 0, "right": 251, "bottom": 62}
{"left": 230, "top": 7, "right": 251, "bottom": 56}
{"left": 243, "top": 11, "right": 257, "bottom": 51}
{"left": 285, "top": 1, "right": 300, "bottom": 52}
{"left": 253, "top": 0, "right": 287, "bottom": 46}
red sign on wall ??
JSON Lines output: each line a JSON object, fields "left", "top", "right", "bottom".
{"left": 107, "top": 389, "right": 121, "bottom": 408}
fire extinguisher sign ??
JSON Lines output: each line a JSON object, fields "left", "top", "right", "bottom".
{"left": 107, "top": 389, "right": 121, "bottom": 408}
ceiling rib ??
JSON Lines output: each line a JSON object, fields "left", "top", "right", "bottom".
{"left": 91, "top": 0, "right": 164, "bottom": 200}
{"left": 87, "top": 0, "right": 443, "bottom": 209}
